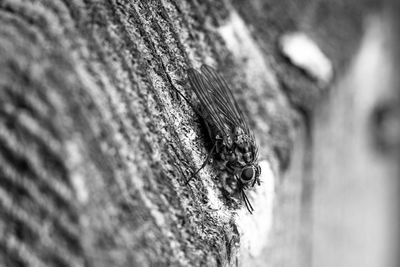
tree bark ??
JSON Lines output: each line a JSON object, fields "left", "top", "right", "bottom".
{"left": 0, "top": 1, "right": 397, "bottom": 267}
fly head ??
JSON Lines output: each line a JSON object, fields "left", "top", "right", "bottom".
{"left": 239, "top": 163, "right": 261, "bottom": 187}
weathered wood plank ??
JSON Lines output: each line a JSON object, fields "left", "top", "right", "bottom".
{"left": 0, "top": 1, "right": 295, "bottom": 266}
{"left": 1, "top": 0, "right": 396, "bottom": 267}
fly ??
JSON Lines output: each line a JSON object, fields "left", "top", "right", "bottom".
{"left": 184, "top": 64, "right": 261, "bottom": 214}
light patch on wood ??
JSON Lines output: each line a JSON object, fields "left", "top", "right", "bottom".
{"left": 66, "top": 141, "right": 89, "bottom": 203}
{"left": 237, "top": 160, "right": 275, "bottom": 257}
{"left": 218, "top": 11, "right": 280, "bottom": 95}
{"left": 279, "top": 32, "right": 333, "bottom": 85}
{"left": 71, "top": 172, "right": 89, "bottom": 204}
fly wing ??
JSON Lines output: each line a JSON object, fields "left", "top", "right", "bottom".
{"left": 187, "top": 68, "right": 231, "bottom": 136}
{"left": 200, "top": 65, "right": 251, "bottom": 135}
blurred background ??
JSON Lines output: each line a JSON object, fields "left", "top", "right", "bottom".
{"left": 311, "top": 10, "right": 399, "bottom": 267}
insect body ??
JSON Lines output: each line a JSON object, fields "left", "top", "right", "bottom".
{"left": 187, "top": 65, "right": 261, "bottom": 213}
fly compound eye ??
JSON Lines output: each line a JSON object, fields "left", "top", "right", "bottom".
{"left": 240, "top": 167, "right": 255, "bottom": 183}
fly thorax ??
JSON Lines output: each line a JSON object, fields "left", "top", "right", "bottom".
{"left": 222, "top": 134, "right": 233, "bottom": 148}
{"left": 234, "top": 134, "right": 246, "bottom": 146}
{"left": 217, "top": 146, "right": 233, "bottom": 162}
{"left": 233, "top": 126, "right": 245, "bottom": 136}
{"left": 233, "top": 146, "right": 253, "bottom": 165}
{"left": 243, "top": 152, "right": 253, "bottom": 163}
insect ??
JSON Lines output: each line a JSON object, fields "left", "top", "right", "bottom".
{"left": 185, "top": 64, "right": 261, "bottom": 213}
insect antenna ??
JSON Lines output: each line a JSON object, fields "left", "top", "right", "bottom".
{"left": 241, "top": 190, "right": 254, "bottom": 214}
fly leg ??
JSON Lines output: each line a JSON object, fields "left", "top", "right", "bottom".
{"left": 241, "top": 190, "right": 254, "bottom": 214}
{"left": 185, "top": 141, "right": 217, "bottom": 185}
{"left": 172, "top": 82, "right": 222, "bottom": 185}
{"left": 171, "top": 82, "right": 208, "bottom": 126}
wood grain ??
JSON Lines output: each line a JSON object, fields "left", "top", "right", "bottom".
{"left": 0, "top": 1, "right": 294, "bottom": 266}
{"left": 2, "top": 1, "right": 395, "bottom": 267}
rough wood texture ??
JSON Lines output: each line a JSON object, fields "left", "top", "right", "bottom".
{"left": 0, "top": 1, "right": 294, "bottom": 266}
{"left": 0, "top": 0, "right": 398, "bottom": 267}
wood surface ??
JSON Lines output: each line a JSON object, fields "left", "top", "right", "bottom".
{"left": 0, "top": 1, "right": 397, "bottom": 267}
